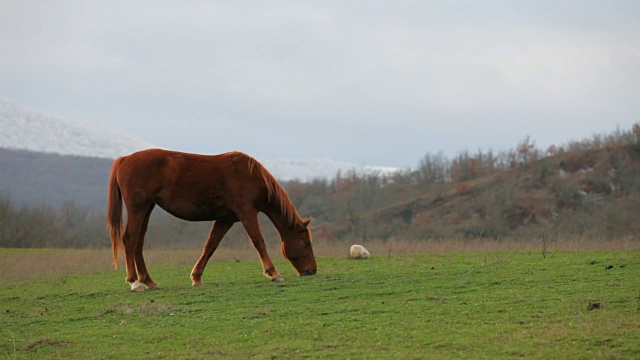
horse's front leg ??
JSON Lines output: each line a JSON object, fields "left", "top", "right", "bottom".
{"left": 239, "top": 212, "right": 284, "bottom": 282}
{"left": 191, "top": 221, "right": 233, "bottom": 286}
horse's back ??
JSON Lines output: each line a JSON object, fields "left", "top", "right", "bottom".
{"left": 114, "top": 149, "right": 267, "bottom": 221}
{"left": 118, "top": 149, "right": 245, "bottom": 179}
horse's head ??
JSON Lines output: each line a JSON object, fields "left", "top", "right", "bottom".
{"left": 281, "top": 218, "right": 317, "bottom": 276}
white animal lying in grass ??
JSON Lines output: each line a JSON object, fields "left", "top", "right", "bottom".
{"left": 349, "top": 244, "right": 370, "bottom": 259}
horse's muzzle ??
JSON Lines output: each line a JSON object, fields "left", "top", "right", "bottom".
{"left": 300, "top": 268, "right": 317, "bottom": 276}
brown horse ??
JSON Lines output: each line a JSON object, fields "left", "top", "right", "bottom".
{"left": 107, "top": 149, "right": 317, "bottom": 291}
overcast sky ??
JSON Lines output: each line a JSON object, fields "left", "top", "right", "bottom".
{"left": 1, "top": 1, "right": 639, "bottom": 168}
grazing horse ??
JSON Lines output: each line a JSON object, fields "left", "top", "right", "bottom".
{"left": 107, "top": 149, "right": 317, "bottom": 291}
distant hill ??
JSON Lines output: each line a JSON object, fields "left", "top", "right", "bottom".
{"left": 306, "top": 143, "right": 640, "bottom": 242}
{"left": 0, "top": 148, "right": 112, "bottom": 209}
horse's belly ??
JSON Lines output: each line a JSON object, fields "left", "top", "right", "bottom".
{"left": 156, "top": 200, "right": 238, "bottom": 222}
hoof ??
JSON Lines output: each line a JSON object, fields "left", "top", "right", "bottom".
{"left": 271, "top": 276, "right": 285, "bottom": 283}
{"left": 147, "top": 282, "right": 159, "bottom": 289}
{"left": 191, "top": 276, "right": 203, "bottom": 286}
{"left": 130, "top": 280, "right": 145, "bottom": 292}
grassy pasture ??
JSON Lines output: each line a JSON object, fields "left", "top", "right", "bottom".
{"left": 1, "top": 248, "right": 639, "bottom": 359}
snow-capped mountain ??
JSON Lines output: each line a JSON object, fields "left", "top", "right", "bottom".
{"left": 261, "top": 158, "right": 401, "bottom": 182}
{"left": 0, "top": 97, "right": 401, "bottom": 181}
{"left": 0, "top": 97, "right": 153, "bottom": 159}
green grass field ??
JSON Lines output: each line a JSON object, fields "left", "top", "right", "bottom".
{"left": 1, "top": 249, "right": 639, "bottom": 359}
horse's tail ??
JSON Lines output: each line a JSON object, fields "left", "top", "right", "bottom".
{"left": 107, "top": 157, "right": 125, "bottom": 269}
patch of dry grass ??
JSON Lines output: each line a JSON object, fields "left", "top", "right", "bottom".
{"left": 313, "top": 234, "right": 640, "bottom": 257}
{"left": 0, "top": 249, "right": 113, "bottom": 283}
{"left": 1, "top": 236, "right": 637, "bottom": 283}
{"left": 0, "top": 247, "right": 258, "bottom": 283}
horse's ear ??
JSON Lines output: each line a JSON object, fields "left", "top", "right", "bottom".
{"left": 302, "top": 217, "right": 312, "bottom": 228}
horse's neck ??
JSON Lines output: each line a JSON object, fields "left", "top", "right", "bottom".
{"left": 264, "top": 206, "right": 301, "bottom": 236}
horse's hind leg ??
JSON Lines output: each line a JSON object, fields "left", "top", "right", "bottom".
{"left": 191, "top": 220, "right": 233, "bottom": 286}
{"left": 121, "top": 226, "right": 140, "bottom": 291}
{"left": 123, "top": 204, "right": 154, "bottom": 291}
{"left": 134, "top": 205, "right": 157, "bottom": 289}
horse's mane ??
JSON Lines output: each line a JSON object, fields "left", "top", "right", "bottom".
{"left": 235, "top": 152, "right": 305, "bottom": 227}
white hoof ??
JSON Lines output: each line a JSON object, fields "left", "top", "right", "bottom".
{"left": 272, "top": 276, "right": 285, "bottom": 283}
{"left": 130, "top": 280, "right": 144, "bottom": 292}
